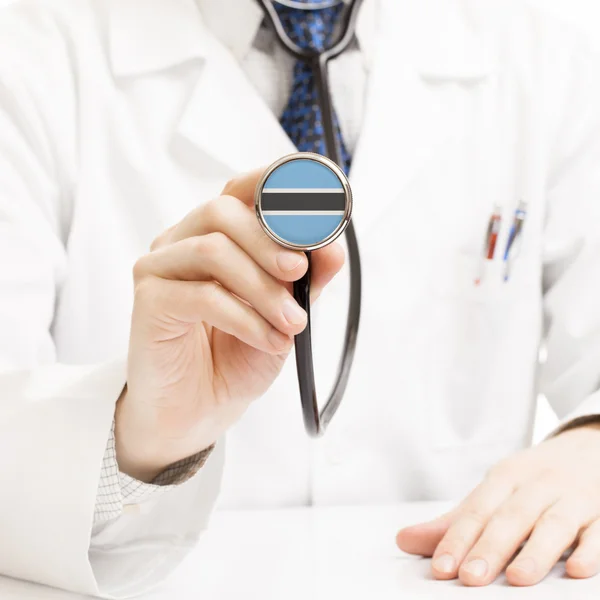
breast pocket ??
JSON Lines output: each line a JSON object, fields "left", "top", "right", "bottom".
{"left": 423, "top": 251, "right": 540, "bottom": 450}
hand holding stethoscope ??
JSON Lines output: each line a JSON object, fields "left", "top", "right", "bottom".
{"left": 118, "top": 0, "right": 361, "bottom": 482}
{"left": 255, "top": 0, "right": 363, "bottom": 437}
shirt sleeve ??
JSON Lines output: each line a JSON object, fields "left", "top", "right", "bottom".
{"left": 94, "top": 423, "right": 215, "bottom": 524}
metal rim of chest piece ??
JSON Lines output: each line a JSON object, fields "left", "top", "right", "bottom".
{"left": 255, "top": 152, "right": 353, "bottom": 252}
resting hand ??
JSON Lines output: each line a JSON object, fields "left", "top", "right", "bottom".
{"left": 116, "top": 169, "right": 344, "bottom": 481}
{"left": 396, "top": 424, "right": 600, "bottom": 586}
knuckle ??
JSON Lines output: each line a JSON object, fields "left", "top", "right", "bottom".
{"left": 460, "top": 507, "right": 490, "bottom": 528}
{"left": 203, "top": 231, "right": 229, "bottom": 255}
{"left": 485, "top": 457, "right": 519, "bottom": 485}
{"left": 132, "top": 255, "right": 151, "bottom": 282}
{"left": 133, "top": 276, "right": 161, "bottom": 309}
{"left": 150, "top": 226, "right": 174, "bottom": 251}
{"left": 149, "top": 235, "right": 163, "bottom": 252}
{"left": 188, "top": 231, "right": 228, "bottom": 259}
{"left": 201, "top": 195, "right": 242, "bottom": 234}
{"left": 495, "top": 500, "right": 526, "bottom": 523}
{"left": 187, "top": 236, "right": 207, "bottom": 258}
{"left": 486, "top": 459, "right": 510, "bottom": 479}
{"left": 221, "top": 177, "right": 240, "bottom": 197}
{"left": 435, "top": 536, "right": 462, "bottom": 555}
{"left": 201, "top": 197, "right": 224, "bottom": 226}
{"left": 218, "top": 193, "right": 240, "bottom": 210}
{"left": 487, "top": 507, "right": 522, "bottom": 532}
{"left": 237, "top": 311, "right": 263, "bottom": 341}
{"left": 539, "top": 510, "right": 579, "bottom": 536}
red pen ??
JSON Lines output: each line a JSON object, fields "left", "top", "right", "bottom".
{"left": 475, "top": 205, "right": 502, "bottom": 285}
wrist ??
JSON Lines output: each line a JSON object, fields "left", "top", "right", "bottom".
{"left": 114, "top": 387, "right": 215, "bottom": 482}
{"left": 114, "top": 386, "right": 160, "bottom": 481}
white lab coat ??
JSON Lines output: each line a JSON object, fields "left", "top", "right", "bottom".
{"left": 1, "top": 0, "right": 600, "bottom": 596}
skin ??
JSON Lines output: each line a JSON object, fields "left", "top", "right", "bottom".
{"left": 397, "top": 423, "right": 600, "bottom": 586}
{"left": 115, "top": 168, "right": 344, "bottom": 482}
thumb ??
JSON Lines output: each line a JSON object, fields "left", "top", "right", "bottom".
{"left": 396, "top": 510, "right": 456, "bottom": 557}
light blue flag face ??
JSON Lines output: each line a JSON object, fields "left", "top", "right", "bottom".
{"left": 258, "top": 158, "right": 348, "bottom": 247}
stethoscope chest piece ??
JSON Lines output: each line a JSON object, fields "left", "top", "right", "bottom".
{"left": 255, "top": 153, "right": 352, "bottom": 252}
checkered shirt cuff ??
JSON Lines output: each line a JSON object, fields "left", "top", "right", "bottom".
{"left": 94, "top": 422, "right": 215, "bottom": 523}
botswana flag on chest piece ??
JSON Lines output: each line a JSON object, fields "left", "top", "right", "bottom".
{"left": 259, "top": 158, "right": 347, "bottom": 247}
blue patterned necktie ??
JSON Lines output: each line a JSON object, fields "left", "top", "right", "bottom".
{"left": 274, "top": 1, "right": 352, "bottom": 173}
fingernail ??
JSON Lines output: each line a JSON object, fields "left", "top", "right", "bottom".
{"left": 463, "top": 559, "right": 488, "bottom": 579}
{"left": 512, "top": 557, "right": 536, "bottom": 575}
{"left": 433, "top": 554, "right": 456, "bottom": 574}
{"left": 277, "top": 252, "right": 303, "bottom": 272}
{"left": 282, "top": 298, "right": 306, "bottom": 325}
{"left": 267, "top": 328, "right": 291, "bottom": 351}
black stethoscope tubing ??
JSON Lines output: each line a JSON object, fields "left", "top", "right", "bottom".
{"left": 257, "top": 0, "right": 364, "bottom": 437}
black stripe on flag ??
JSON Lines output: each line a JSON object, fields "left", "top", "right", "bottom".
{"left": 261, "top": 192, "right": 346, "bottom": 212}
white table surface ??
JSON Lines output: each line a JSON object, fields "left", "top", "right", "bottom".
{"left": 1, "top": 502, "right": 598, "bottom": 599}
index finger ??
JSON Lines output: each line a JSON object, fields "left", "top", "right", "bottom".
{"left": 220, "top": 167, "right": 266, "bottom": 207}
{"left": 151, "top": 166, "right": 344, "bottom": 290}
{"left": 431, "top": 475, "right": 515, "bottom": 579}
{"left": 150, "top": 166, "right": 267, "bottom": 252}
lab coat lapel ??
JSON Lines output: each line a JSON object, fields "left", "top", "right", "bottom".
{"left": 174, "top": 46, "right": 296, "bottom": 174}
{"left": 350, "top": 0, "right": 497, "bottom": 237}
{"left": 108, "top": 0, "right": 295, "bottom": 175}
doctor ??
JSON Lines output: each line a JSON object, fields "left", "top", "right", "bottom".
{"left": 2, "top": 0, "right": 600, "bottom": 596}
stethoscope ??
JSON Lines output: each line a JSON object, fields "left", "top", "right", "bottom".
{"left": 254, "top": 0, "right": 364, "bottom": 437}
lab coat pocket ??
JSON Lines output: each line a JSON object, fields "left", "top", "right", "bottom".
{"left": 424, "top": 252, "right": 532, "bottom": 450}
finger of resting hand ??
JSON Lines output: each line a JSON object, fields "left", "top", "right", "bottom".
{"left": 431, "top": 475, "right": 515, "bottom": 580}
{"left": 459, "top": 482, "right": 558, "bottom": 586}
{"left": 135, "top": 233, "right": 307, "bottom": 335}
{"left": 506, "top": 500, "right": 588, "bottom": 586}
{"left": 396, "top": 510, "right": 458, "bottom": 557}
{"left": 566, "top": 518, "right": 600, "bottom": 579}
{"left": 135, "top": 277, "right": 292, "bottom": 355}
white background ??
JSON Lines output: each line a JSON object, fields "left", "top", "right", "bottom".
{"left": 1, "top": 0, "right": 599, "bottom": 439}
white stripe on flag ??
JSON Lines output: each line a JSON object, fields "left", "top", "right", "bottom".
{"left": 262, "top": 211, "right": 345, "bottom": 216}
{"left": 262, "top": 188, "right": 343, "bottom": 194}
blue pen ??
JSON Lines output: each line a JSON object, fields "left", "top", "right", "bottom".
{"left": 503, "top": 200, "right": 527, "bottom": 282}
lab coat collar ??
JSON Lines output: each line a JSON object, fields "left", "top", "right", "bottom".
{"left": 408, "top": 0, "right": 499, "bottom": 81}
{"left": 196, "top": 0, "right": 376, "bottom": 66}
{"left": 108, "top": 0, "right": 209, "bottom": 77}
{"left": 195, "top": 0, "right": 264, "bottom": 63}
{"left": 108, "top": 0, "right": 490, "bottom": 80}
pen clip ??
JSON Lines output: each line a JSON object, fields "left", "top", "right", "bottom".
{"left": 475, "top": 204, "right": 502, "bottom": 285}
{"left": 503, "top": 200, "right": 527, "bottom": 281}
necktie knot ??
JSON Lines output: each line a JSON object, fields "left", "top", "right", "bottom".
{"left": 273, "top": 1, "right": 344, "bottom": 53}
